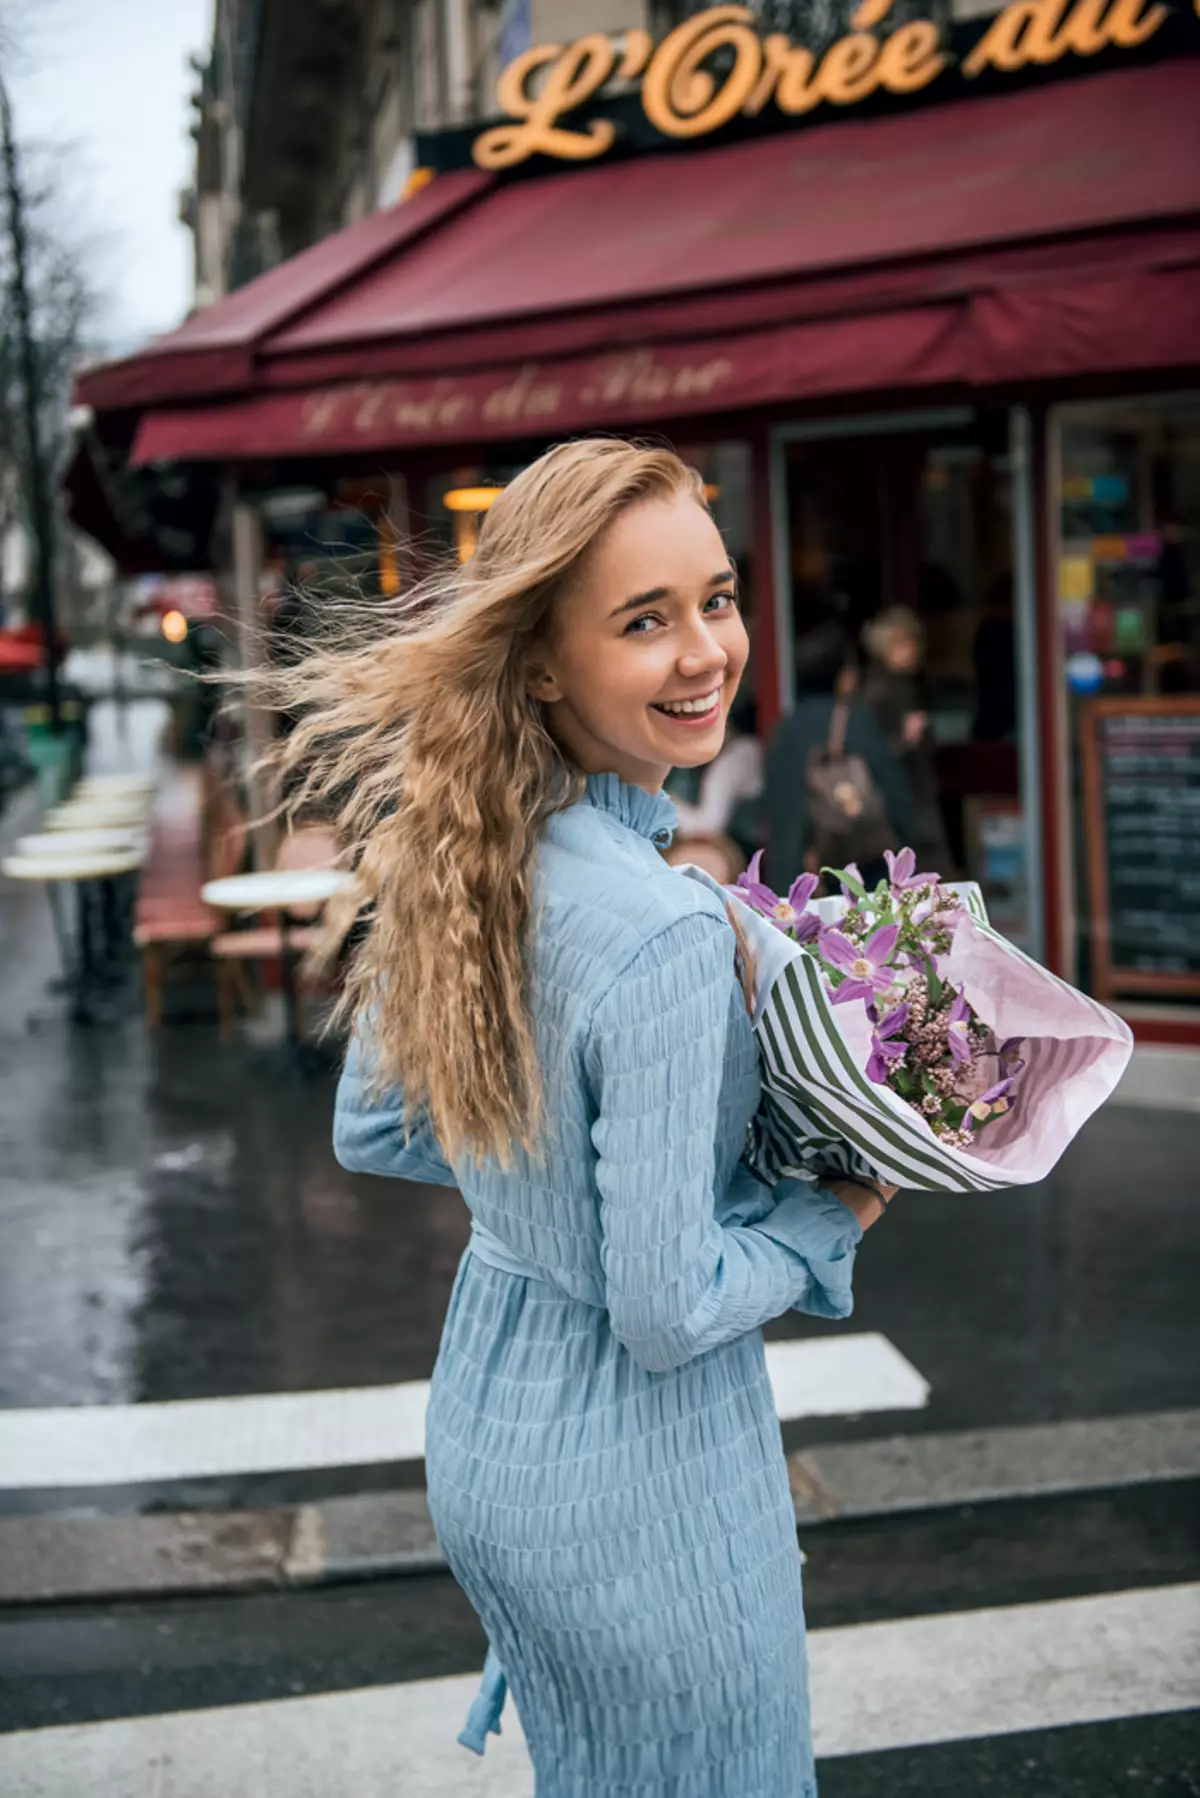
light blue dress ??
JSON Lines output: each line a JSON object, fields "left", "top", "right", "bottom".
{"left": 334, "top": 773, "right": 862, "bottom": 1798}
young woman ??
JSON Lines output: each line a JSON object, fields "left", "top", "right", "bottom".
{"left": 284, "top": 440, "right": 889, "bottom": 1796}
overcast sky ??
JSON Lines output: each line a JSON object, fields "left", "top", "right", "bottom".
{"left": 7, "top": 0, "right": 212, "bottom": 349}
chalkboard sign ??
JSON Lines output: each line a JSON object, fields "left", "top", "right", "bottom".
{"left": 1081, "top": 697, "right": 1200, "bottom": 1001}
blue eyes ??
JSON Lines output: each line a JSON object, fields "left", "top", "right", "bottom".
{"left": 624, "top": 592, "right": 738, "bottom": 636}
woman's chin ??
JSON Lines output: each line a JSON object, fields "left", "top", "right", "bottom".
{"left": 646, "top": 712, "right": 727, "bottom": 765}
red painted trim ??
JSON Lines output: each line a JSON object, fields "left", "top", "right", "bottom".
{"left": 1031, "top": 404, "right": 1065, "bottom": 978}
{"left": 750, "top": 425, "right": 780, "bottom": 740}
{"left": 1126, "top": 1016, "right": 1200, "bottom": 1048}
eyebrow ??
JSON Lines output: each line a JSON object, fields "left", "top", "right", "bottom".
{"left": 608, "top": 567, "right": 737, "bottom": 619}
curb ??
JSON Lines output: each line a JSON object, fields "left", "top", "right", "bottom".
{"left": 2, "top": 1410, "right": 1198, "bottom": 1608}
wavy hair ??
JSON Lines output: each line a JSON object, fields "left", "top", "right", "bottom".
{"left": 269, "top": 438, "right": 705, "bottom": 1167}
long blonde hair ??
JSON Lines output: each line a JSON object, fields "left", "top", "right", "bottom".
{"left": 272, "top": 438, "right": 705, "bottom": 1167}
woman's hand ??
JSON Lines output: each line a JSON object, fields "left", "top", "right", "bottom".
{"left": 825, "top": 1177, "right": 896, "bottom": 1231}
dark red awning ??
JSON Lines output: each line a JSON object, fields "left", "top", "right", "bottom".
{"left": 79, "top": 56, "right": 1199, "bottom": 473}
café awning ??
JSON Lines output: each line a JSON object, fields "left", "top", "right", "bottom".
{"left": 77, "top": 57, "right": 1200, "bottom": 473}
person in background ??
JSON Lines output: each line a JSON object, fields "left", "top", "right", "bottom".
{"left": 663, "top": 692, "right": 763, "bottom": 882}
{"left": 765, "top": 619, "right": 917, "bottom": 891}
{"left": 860, "top": 605, "right": 954, "bottom": 875}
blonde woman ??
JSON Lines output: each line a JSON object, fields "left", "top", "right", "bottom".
{"left": 283, "top": 440, "right": 886, "bottom": 1796}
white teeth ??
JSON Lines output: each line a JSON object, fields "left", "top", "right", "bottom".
{"left": 656, "top": 692, "right": 719, "bottom": 716}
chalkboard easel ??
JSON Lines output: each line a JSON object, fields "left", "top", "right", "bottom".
{"left": 1081, "top": 696, "right": 1200, "bottom": 1003}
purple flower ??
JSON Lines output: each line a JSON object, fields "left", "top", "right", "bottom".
{"left": 998, "top": 1036, "right": 1026, "bottom": 1077}
{"left": 867, "top": 1002, "right": 909, "bottom": 1085}
{"left": 734, "top": 852, "right": 819, "bottom": 934}
{"left": 885, "top": 847, "right": 941, "bottom": 890}
{"left": 840, "top": 863, "right": 864, "bottom": 895}
{"left": 965, "top": 1077, "right": 1015, "bottom": 1130}
{"left": 819, "top": 923, "right": 901, "bottom": 1005}
{"left": 946, "top": 988, "right": 973, "bottom": 1065}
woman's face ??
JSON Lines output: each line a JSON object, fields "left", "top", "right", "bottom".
{"left": 531, "top": 491, "right": 749, "bottom": 793}
{"left": 886, "top": 632, "right": 919, "bottom": 674}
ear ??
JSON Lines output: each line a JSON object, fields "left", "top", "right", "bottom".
{"left": 526, "top": 662, "right": 563, "bottom": 704}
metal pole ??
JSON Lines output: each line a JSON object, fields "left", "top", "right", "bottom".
{"left": 0, "top": 77, "right": 61, "bottom": 732}
{"left": 1009, "top": 406, "right": 1046, "bottom": 967}
{"left": 231, "top": 491, "right": 278, "bottom": 870}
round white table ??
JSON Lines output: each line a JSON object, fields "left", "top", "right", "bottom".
{"left": 74, "top": 779, "right": 157, "bottom": 799}
{"left": 3, "top": 849, "right": 144, "bottom": 1022}
{"left": 45, "top": 802, "right": 152, "bottom": 831}
{"left": 17, "top": 829, "right": 146, "bottom": 859}
{"left": 201, "top": 870, "right": 353, "bottom": 912}
{"left": 201, "top": 869, "right": 354, "bottom": 1056}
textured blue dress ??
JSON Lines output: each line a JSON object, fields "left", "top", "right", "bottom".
{"left": 333, "top": 773, "right": 862, "bottom": 1798}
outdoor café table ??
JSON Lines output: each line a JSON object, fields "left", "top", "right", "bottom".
{"left": 2, "top": 848, "right": 144, "bottom": 1023}
{"left": 200, "top": 868, "right": 353, "bottom": 1062}
{"left": 45, "top": 799, "right": 152, "bottom": 831}
{"left": 17, "top": 829, "right": 145, "bottom": 858}
{"left": 74, "top": 775, "right": 157, "bottom": 793}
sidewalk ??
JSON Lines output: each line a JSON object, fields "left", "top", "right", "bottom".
{"left": 2, "top": 707, "right": 1199, "bottom": 1603}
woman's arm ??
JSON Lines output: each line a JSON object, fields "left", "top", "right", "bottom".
{"left": 586, "top": 911, "right": 865, "bottom": 1374}
{"left": 333, "top": 1035, "right": 457, "bottom": 1186}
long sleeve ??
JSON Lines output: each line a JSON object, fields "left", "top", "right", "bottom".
{"left": 586, "top": 911, "right": 861, "bottom": 1374}
{"left": 333, "top": 1034, "right": 457, "bottom": 1186}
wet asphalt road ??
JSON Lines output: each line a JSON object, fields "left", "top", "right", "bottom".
{"left": 2, "top": 992, "right": 1197, "bottom": 1433}
{"left": 3, "top": 1482, "right": 1197, "bottom": 1793}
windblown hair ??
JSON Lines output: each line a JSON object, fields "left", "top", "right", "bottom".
{"left": 270, "top": 438, "right": 705, "bottom": 1167}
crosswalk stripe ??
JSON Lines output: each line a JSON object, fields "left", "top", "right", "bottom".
{"left": 1, "top": 1585, "right": 1194, "bottom": 1796}
{"left": 0, "top": 1333, "right": 928, "bottom": 1489}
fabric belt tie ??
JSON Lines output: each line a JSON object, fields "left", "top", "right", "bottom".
{"left": 457, "top": 1644, "right": 508, "bottom": 1755}
{"left": 466, "top": 1221, "right": 547, "bottom": 1282}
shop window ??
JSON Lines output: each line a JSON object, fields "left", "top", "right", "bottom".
{"left": 1056, "top": 396, "right": 1200, "bottom": 1008}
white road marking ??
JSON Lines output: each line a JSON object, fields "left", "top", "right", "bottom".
{"left": 765, "top": 1331, "right": 929, "bottom": 1420}
{"left": 0, "top": 1333, "right": 927, "bottom": 1489}
{"left": 1, "top": 1584, "right": 1195, "bottom": 1796}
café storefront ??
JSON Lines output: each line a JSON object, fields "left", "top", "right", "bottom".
{"left": 67, "top": 2, "right": 1200, "bottom": 1037}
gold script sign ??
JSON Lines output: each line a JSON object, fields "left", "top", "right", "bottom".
{"left": 472, "top": 0, "right": 1167, "bottom": 169}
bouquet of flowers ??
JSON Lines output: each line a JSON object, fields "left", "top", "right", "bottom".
{"left": 682, "top": 849, "right": 1133, "bottom": 1195}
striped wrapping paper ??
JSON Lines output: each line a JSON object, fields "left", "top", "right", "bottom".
{"left": 682, "top": 869, "right": 1135, "bottom": 1195}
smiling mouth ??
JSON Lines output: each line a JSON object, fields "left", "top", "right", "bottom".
{"left": 651, "top": 689, "right": 722, "bottom": 723}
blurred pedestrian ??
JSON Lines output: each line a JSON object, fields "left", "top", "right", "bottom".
{"left": 274, "top": 439, "right": 886, "bottom": 1796}
{"left": 765, "top": 618, "right": 917, "bottom": 892}
{"left": 861, "top": 605, "right": 954, "bottom": 874}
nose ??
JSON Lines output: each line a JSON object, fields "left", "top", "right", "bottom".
{"left": 676, "top": 618, "right": 728, "bottom": 683}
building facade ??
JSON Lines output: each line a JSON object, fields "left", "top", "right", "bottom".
{"left": 181, "top": 0, "right": 992, "bottom": 307}
{"left": 74, "top": 3, "right": 1199, "bottom": 1035}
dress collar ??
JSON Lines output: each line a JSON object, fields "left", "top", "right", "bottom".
{"left": 580, "top": 771, "right": 677, "bottom": 848}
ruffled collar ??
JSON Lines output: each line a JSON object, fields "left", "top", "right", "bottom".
{"left": 580, "top": 771, "right": 676, "bottom": 848}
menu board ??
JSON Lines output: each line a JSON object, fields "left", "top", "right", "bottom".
{"left": 1081, "top": 698, "right": 1200, "bottom": 1000}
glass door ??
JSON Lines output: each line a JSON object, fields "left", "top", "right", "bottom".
{"left": 769, "top": 407, "right": 1036, "bottom": 950}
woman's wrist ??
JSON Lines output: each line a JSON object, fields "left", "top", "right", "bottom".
{"left": 823, "top": 1175, "right": 896, "bottom": 1231}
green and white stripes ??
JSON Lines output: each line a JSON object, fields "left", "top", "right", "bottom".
{"left": 751, "top": 952, "right": 1012, "bottom": 1194}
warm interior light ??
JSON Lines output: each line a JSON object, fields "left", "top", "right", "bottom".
{"left": 443, "top": 485, "right": 504, "bottom": 513}
{"left": 703, "top": 483, "right": 720, "bottom": 502}
{"left": 161, "top": 609, "right": 189, "bottom": 644}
